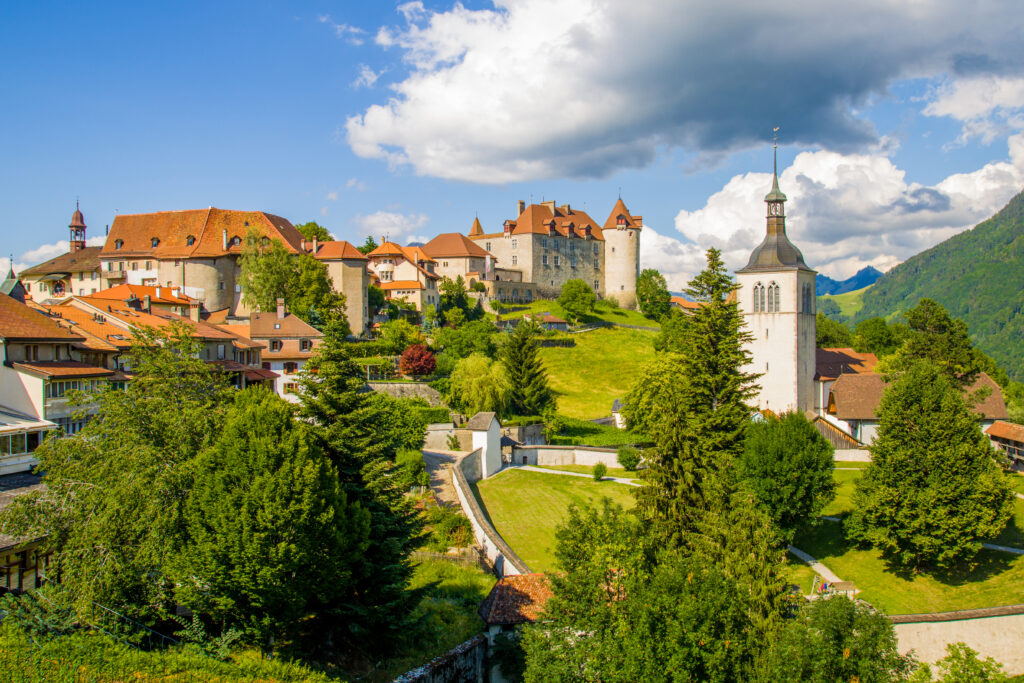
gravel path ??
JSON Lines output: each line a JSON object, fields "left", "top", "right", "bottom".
{"left": 421, "top": 450, "right": 463, "bottom": 508}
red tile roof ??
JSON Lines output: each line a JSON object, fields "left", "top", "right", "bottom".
{"left": 101, "top": 208, "right": 304, "bottom": 259}
{"left": 368, "top": 241, "right": 409, "bottom": 258}
{"left": 20, "top": 246, "right": 102, "bottom": 277}
{"left": 987, "top": 420, "right": 1024, "bottom": 443}
{"left": 0, "top": 294, "right": 85, "bottom": 341}
{"left": 815, "top": 348, "right": 879, "bottom": 381}
{"left": 14, "top": 361, "right": 114, "bottom": 379}
{"left": 489, "top": 203, "right": 606, "bottom": 241}
{"left": 308, "top": 240, "right": 368, "bottom": 261}
{"left": 380, "top": 280, "right": 425, "bottom": 291}
{"left": 469, "top": 217, "right": 484, "bottom": 237}
{"left": 423, "top": 233, "right": 491, "bottom": 259}
{"left": 93, "top": 283, "right": 195, "bottom": 305}
{"left": 477, "top": 573, "right": 553, "bottom": 626}
{"left": 602, "top": 198, "right": 642, "bottom": 231}
{"left": 249, "top": 312, "right": 323, "bottom": 339}
{"left": 670, "top": 296, "right": 702, "bottom": 310}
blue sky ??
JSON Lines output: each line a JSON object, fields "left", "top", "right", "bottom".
{"left": 3, "top": 1, "right": 1023, "bottom": 287}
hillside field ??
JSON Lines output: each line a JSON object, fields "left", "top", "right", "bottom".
{"left": 817, "top": 285, "right": 869, "bottom": 320}
{"left": 538, "top": 326, "right": 657, "bottom": 419}
{"left": 493, "top": 298, "right": 659, "bottom": 328}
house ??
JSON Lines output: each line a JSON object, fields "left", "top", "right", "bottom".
{"left": 986, "top": 421, "right": 1024, "bottom": 470}
{"left": 669, "top": 296, "right": 702, "bottom": 312}
{"left": 524, "top": 312, "right": 569, "bottom": 332}
{"left": 814, "top": 347, "right": 878, "bottom": 415}
{"left": 478, "top": 573, "right": 553, "bottom": 682}
{"left": 454, "top": 412, "right": 502, "bottom": 478}
{"left": 223, "top": 299, "right": 323, "bottom": 402}
{"left": 366, "top": 241, "right": 440, "bottom": 312}
{"left": 20, "top": 204, "right": 106, "bottom": 301}
{"left": 0, "top": 293, "right": 110, "bottom": 443}
{"left": 99, "top": 208, "right": 306, "bottom": 317}
{"left": 827, "top": 372, "right": 1008, "bottom": 444}
{"left": 84, "top": 283, "right": 200, "bottom": 318}
{"left": 467, "top": 198, "right": 642, "bottom": 307}
{"left": 304, "top": 239, "right": 371, "bottom": 336}
{"left": 0, "top": 472, "right": 48, "bottom": 594}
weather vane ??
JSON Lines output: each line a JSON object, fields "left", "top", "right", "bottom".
{"left": 773, "top": 126, "right": 780, "bottom": 149}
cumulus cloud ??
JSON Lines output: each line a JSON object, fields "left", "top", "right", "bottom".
{"left": 347, "top": 0, "right": 1023, "bottom": 183}
{"left": 325, "top": 190, "right": 339, "bottom": 201}
{"left": 653, "top": 137, "right": 1024, "bottom": 283}
{"left": 923, "top": 75, "right": 1024, "bottom": 145}
{"left": 352, "top": 210, "right": 430, "bottom": 242}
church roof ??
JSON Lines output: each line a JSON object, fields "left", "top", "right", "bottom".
{"left": 737, "top": 231, "right": 811, "bottom": 272}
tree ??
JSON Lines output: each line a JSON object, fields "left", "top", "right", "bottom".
{"left": 356, "top": 235, "right": 379, "bottom": 255}
{"left": 296, "top": 320, "right": 424, "bottom": 650}
{"left": 556, "top": 278, "right": 596, "bottom": 323}
{"left": 439, "top": 275, "right": 469, "bottom": 313}
{"left": 378, "top": 318, "right": 425, "bottom": 355}
{"left": 433, "top": 319, "right": 497, "bottom": 359}
{"left": 367, "top": 283, "right": 386, "bottom": 318}
{"left": 653, "top": 309, "right": 691, "bottom": 352}
{"left": 449, "top": 353, "right": 510, "bottom": 415}
{"left": 622, "top": 353, "right": 689, "bottom": 436}
{"left": 293, "top": 221, "right": 333, "bottom": 242}
{"left": 238, "top": 230, "right": 293, "bottom": 313}
{"left": 895, "top": 298, "right": 985, "bottom": 385}
{"left": 817, "top": 312, "right": 853, "bottom": 347}
{"left": 736, "top": 412, "right": 835, "bottom": 542}
{"left": 0, "top": 322, "right": 233, "bottom": 620}
{"left": 846, "top": 360, "right": 1013, "bottom": 570}
{"left": 854, "top": 317, "right": 902, "bottom": 357}
{"left": 443, "top": 306, "right": 466, "bottom": 328}
{"left": 913, "top": 643, "right": 1008, "bottom": 682}
{"left": 502, "top": 320, "right": 555, "bottom": 417}
{"left": 636, "top": 268, "right": 671, "bottom": 320}
{"left": 176, "top": 388, "right": 370, "bottom": 646}
{"left": 760, "top": 596, "right": 915, "bottom": 683}
{"left": 290, "top": 253, "right": 349, "bottom": 332}
{"left": 399, "top": 344, "right": 436, "bottom": 377}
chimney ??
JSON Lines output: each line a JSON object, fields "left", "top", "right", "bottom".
{"left": 301, "top": 238, "right": 306, "bottom": 251}
{"left": 222, "top": 229, "right": 228, "bottom": 250}
{"left": 517, "top": 200, "right": 525, "bottom": 215}
{"left": 142, "top": 294, "right": 151, "bottom": 313}
{"left": 189, "top": 301, "right": 201, "bottom": 322}
{"left": 541, "top": 200, "right": 556, "bottom": 213}
{"left": 313, "top": 237, "right": 319, "bottom": 254}
{"left": 276, "top": 298, "right": 285, "bottom": 320}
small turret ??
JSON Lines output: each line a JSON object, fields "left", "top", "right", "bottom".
{"left": 69, "top": 201, "right": 87, "bottom": 253}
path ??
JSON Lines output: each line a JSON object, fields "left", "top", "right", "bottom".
{"left": 422, "top": 450, "right": 463, "bottom": 508}
{"left": 518, "top": 464, "right": 642, "bottom": 487}
{"left": 787, "top": 545, "right": 843, "bottom": 584}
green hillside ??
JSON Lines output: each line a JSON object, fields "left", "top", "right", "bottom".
{"left": 818, "top": 285, "right": 869, "bottom": 320}
{"left": 854, "top": 189, "right": 1024, "bottom": 380}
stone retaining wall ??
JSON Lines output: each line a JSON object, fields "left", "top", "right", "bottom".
{"left": 367, "top": 381, "right": 444, "bottom": 406}
{"left": 451, "top": 450, "right": 529, "bottom": 578}
{"left": 512, "top": 444, "right": 621, "bottom": 468}
{"left": 393, "top": 634, "right": 486, "bottom": 683}
{"left": 888, "top": 604, "right": 1024, "bottom": 674}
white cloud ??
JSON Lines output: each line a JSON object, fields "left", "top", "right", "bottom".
{"left": 352, "top": 64, "right": 382, "bottom": 89}
{"left": 659, "top": 137, "right": 1024, "bottom": 282}
{"left": 347, "top": 0, "right": 1024, "bottom": 183}
{"left": 317, "top": 14, "right": 366, "bottom": 45}
{"left": 352, "top": 210, "right": 430, "bottom": 242}
{"left": 346, "top": 177, "right": 367, "bottom": 191}
{"left": 325, "top": 190, "right": 339, "bottom": 201}
{"left": 924, "top": 75, "right": 1024, "bottom": 145}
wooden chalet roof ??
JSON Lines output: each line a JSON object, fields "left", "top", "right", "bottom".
{"left": 20, "top": 246, "right": 102, "bottom": 277}
{"left": 987, "top": 420, "right": 1024, "bottom": 443}
{"left": 829, "top": 372, "right": 1008, "bottom": 421}
{"left": 422, "top": 233, "right": 491, "bottom": 259}
{"left": 101, "top": 208, "right": 304, "bottom": 259}
{"left": 478, "top": 573, "right": 552, "bottom": 626}
{"left": 0, "top": 294, "right": 84, "bottom": 342}
{"left": 815, "top": 348, "right": 879, "bottom": 381}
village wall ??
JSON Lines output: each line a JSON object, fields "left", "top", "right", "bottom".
{"left": 451, "top": 450, "right": 529, "bottom": 578}
{"left": 835, "top": 448, "right": 871, "bottom": 461}
{"left": 889, "top": 605, "right": 1024, "bottom": 675}
{"left": 367, "top": 381, "right": 445, "bottom": 406}
{"left": 513, "top": 444, "right": 620, "bottom": 468}
{"left": 393, "top": 634, "right": 486, "bottom": 683}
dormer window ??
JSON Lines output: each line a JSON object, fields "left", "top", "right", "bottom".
{"left": 617, "top": 215, "right": 627, "bottom": 227}
{"left": 229, "top": 236, "right": 241, "bottom": 247}
{"left": 186, "top": 235, "right": 196, "bottom": 246}
{"left": 114, "top": 239, "right": 124, "bottom": 250}
{"left": 151, "top": 237, "right": 160, "bottom": 248}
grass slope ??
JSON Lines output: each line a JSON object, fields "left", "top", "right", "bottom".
{"left": 818, "top": 286, "right": 869, "bottom": 320}
{"left": 495, "top": 298, "right": 659, "bottom": 328}
{"left": 854, "top": 189, "right": 1024, "bottom": 380}
{"left": 473, "top": 469, "right": 636, "bottom": 572}
{"left": 538, "top": 327, "right": 657, "bottom": 419}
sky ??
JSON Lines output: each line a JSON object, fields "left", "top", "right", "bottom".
{"left": 2, "top": 0, "right": 1023, "bottom": 290}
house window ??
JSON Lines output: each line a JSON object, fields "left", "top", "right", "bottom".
{"left": 300, "top": 339, "right": 312, "bottom": 352}
{"left": 511, "top": 239, "right": 518, "bottom": 248}
{"left": 114, "top": 239, "right": 123, "bottom": 249}
{"left": 594, "top": 259, "right": 599, "bottom": 269}
{"left": 150, "top": 238, "right": 160, "bottom": 248}
{"left": 486, "top": 242, "right": 492, "bottom": 251}
{"left": 554, "top": 255, "right": 560, "bottom": 266}
{"left": 186, "top": 235, "right": 196, "bottom": 246}
{"left": 78, "top": 272, "right": 84, "bottom": 281}
{"left": 542, "top": 254, "right": 549, "bottom": 266}
{"left": 593, "top": 244, "right": 599, "bottom": 255}
{"left": 594, "top": 280, "right": 599, "bottom": 290}
{"left": 25, "top": 345, "right": 39, "bottom": 362}
{"left": 131, "top": 262, "right": 138, "bottom": 271}
{"left": 91, "top": 271, "right": 97, "bottom": 280}
{"left": 218, "top": 281, "right": 225, "bottom": 290}
{"left": 284, "top": 383, "right": 298, "bottom": 394}
{"left": 145, "top": 261, "right": 152, "bottom": 270}
{"left": 540, "top": 237, "right": 548, "bottom": 249}
{"left": 229, "top": 236, "right": 241, "bottom": 247}
{"left": 284, "top": 362, "right": 299, "bottom": 374}
{"left": 270, "top": 340, "right": 282, "bottom": 352}
{"left": 511, "top": 255, "right": 518, "bottom": 265}
{"left": 217, "top": 344, "right": 225, "bottom": 360}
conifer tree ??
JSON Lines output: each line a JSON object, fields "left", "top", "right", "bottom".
{"left": 296, "top": 319, "right": 424, "bottom": 650}
{"left": 502, "top": 320, "right": 555, "bottom": 416}
{"left": 846, "top": 359, "right": 1013, "bottom": 570}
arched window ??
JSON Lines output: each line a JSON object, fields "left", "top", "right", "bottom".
{"left": 759, "top": 284, "right": 766, "bottom": 312}
{"left": 767, "top": 283, "right": 775, "bottom": 312}
{"left": 772, "top": 283, "right": 781, "bottom": 312}
{"left": 753, "top": 283, "right": 762, "bottom": 312}
{"left": 229, "top": 236, "right": 241, "bottom": 247}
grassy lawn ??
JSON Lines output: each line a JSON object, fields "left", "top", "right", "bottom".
{"left": 818, "top": 285, "right": 870, "bottom": 319}
{"left": 1008, "top": 471, "right": 1024, "bottom": 497}
{"left": 539, "top": 327, "right": 657, "bottom": 419}
{"left": 834, "top": 460, "right": 871, "bottom": 469}
{"left": 554, "top": 417, "right": 652, "bottom": 447}
{"left": 783, "top": 553, "right": 820, "bottom": 595}
{"left": 495, "top": 298, "right": 659, "bottom": 328}
{"left": 822, "top": 469, "right": 863, "bottom": 517}
{"left": 793, "top": 521, "right": 1024, "bottom": 614}
{"left": 473, "top": 469, "right": 636, "bottom": 572}
{"left": 537, "top": 464, "right": 637, "bottom": 479}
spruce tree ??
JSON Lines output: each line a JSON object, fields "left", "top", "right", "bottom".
{"left": 296, "top": 319, "right": 424, "bottom": 651}
{"left": 846, "top": 359, "right": 1013, "bottom": 570}
{"left": 502, "top": 320, "right": 555, "bottom": 416}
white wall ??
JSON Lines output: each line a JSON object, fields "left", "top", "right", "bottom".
{"left": 513, "top": 445, "right": 621, "bottom": 468}
{"left": 0, "top": 365, "right": 44, "bottom": 419}
{"left": 471, "top": 417, "right": 502, "bottom": 478}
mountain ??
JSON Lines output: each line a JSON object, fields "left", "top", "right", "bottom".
{"left": 816, "top": 266, "right": 883, "bottom": 295}
{"left": 854, "top": 188, "right": 1024, "bottom": 380}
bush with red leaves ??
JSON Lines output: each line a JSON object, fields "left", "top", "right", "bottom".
{"left": 399, "top": 344, "right": 436, "bottom": 377}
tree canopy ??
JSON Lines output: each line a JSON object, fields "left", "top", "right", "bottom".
{"left": 449, "top": 352, "right": 510, "bottom": 416}
{"left": 502, "top": 320, "right": 555, "bottom": 417}
{"left": 293, "top": 221, "right": 333, "bottom": 241}
{"left": 636, "top": 268, "right": 671, "bottom": 320}
{"left": 556, "top": 278, "right": 596, "bottom": 323}
{"left": 816, "top": 312, "right": 853, "bottom": 347}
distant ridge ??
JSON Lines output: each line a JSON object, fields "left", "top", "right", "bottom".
{"left": 817, "top": 267, "right": 883, "bottom": 295}
{"left": 855, "top": 188, "right": 1024, "bottom": 380}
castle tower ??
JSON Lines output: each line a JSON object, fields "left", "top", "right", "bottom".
{"left": 69, "top": 201, "right": 87, "bottom": 253}
{"left": 735, "top": 149, "right": 816, "bottom": 414}
{"left": 602, "top": 198, "right": 642, "bottom": 309}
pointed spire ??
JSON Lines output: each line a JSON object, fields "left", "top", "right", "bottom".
{"left": 469, "top": 216, "right": 484, "bottom": 237}
{"left": 765, "top": 128, "right": 787, "bottom": 203}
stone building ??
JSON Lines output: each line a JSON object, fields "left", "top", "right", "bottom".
{"left": 366, "top": 241, "right": 440, "bottom": 311}
{"left": 20, "top": 204, "right": 105, "bottom": 302}
{"left": 305, "top": 239, "right": 371, "bottom": 335}
{"left": 736, "top": 156, "right": 817, "bottom": 414}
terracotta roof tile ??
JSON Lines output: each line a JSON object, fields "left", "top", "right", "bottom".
{"left": 815, "top": 348, "right": 879, "bottom": 381}
{"left": 308, "top": 240, "right": 368, "bottom": 261}
{"left": 987, "top": 420, "right": 1024, "bottom": 443}
{"left": 670, "top": 296, "right": 702, "bottom": 310}
{"left": 19, "top": 246, "right": 102, "bottom": 277}
{"left": 493, "top": 203, "right": 606, "bottom": 241}
{"left": 380, "top": 280, "right": 426, "bottom": 291}
{"left": 478, "top": 573, "right": 552, "bottom": 626}
{"left": 0, "top": 294, "right": 84, "bottom": 341}
{"left": 423, "top": 233, "right": 492, "bottom": 259}
{"left": 93, "top": 284, "right": 195, "bottom": 305}
{"left": 249, "top": 312, "right": 323, "bottom": 339}
{"left": 602, "top": 198, "right": 641, "bottom": 231}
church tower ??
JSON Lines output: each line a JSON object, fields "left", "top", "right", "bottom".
{"left": 69, "top": 201, "right": 87, "bottom": 253}
{"left": 736, "top": 149, "right": 816, "bottom": 414}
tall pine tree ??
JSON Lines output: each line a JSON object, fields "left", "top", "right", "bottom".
{"left": 502, "top": 320, "right": 555, "bottom": 417}
{"left": 296, "top": 319, "right": 424, "bottom": 652}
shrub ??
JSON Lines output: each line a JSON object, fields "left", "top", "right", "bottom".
{"left": 471, "top": 281, "right": 487, "bottom": 293}
{"left": 424, "top": 504, "right": 474, "bottom": 551}
{"left": 592, "top": 462, "right": 608, "bottom": 481}
{"left": 344, "top": 340, "right": 390, "bottom": 358}
{"left": 411, "top": 406, "right": 450, "bottom": 424}
{"left": 603, "top": 296, "right": 620, "bottom": 309}
{"left": 549, "top": 436, "right": 581, "bottom": 446}
{"left": 617, "top": 446, "right": 641, "bottom": 471}
{"left": 397, "top": 448, "right": 430, "bottom": 489}
{"left": 400, "top": 344, "right": 437, "bottom": 377}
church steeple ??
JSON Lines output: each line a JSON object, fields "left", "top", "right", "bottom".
{"left": 764, "top": 134, "right": 787, "bottom": 224}
{"left": 69, "top": 201, "right": 87, "bottom": 253}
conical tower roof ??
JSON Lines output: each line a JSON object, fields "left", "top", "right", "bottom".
{"left": 469, "top": 216, "right": 484, "bottom": 237}
{"left": 602, "top": 197, "right": 639, "bottom": 229}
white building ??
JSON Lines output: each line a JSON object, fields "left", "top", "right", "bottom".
{"left": 736, "top": 155, "right": 817, "bottom": 414}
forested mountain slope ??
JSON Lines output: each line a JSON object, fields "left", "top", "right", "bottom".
{"left": 855, "top": 188, "right": 1024, "bottom": 380}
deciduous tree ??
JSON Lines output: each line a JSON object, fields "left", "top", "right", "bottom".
{"left": 556, "top": 278, "right": 596, "bottom": 323}
{"left": 449, "top": 353, "right": 510, "bottom": 415}
{"left": 399, "top": 343, "right": 436, "bottom": 377}
{"left": 636, "top": 268, "right": 671, "bottom": 320}
{"left": 294, "top": 221, "right": 333, "bottom": 241}
{"left": 817, "top": 312, "right": 854, "bottom": 347}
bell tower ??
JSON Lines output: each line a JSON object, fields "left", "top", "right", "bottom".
{"left": 69, "top": 201, "right": 87, "bottom": 253}
{"left": 735, "top": 139, "right": 816, "bottom": 414}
